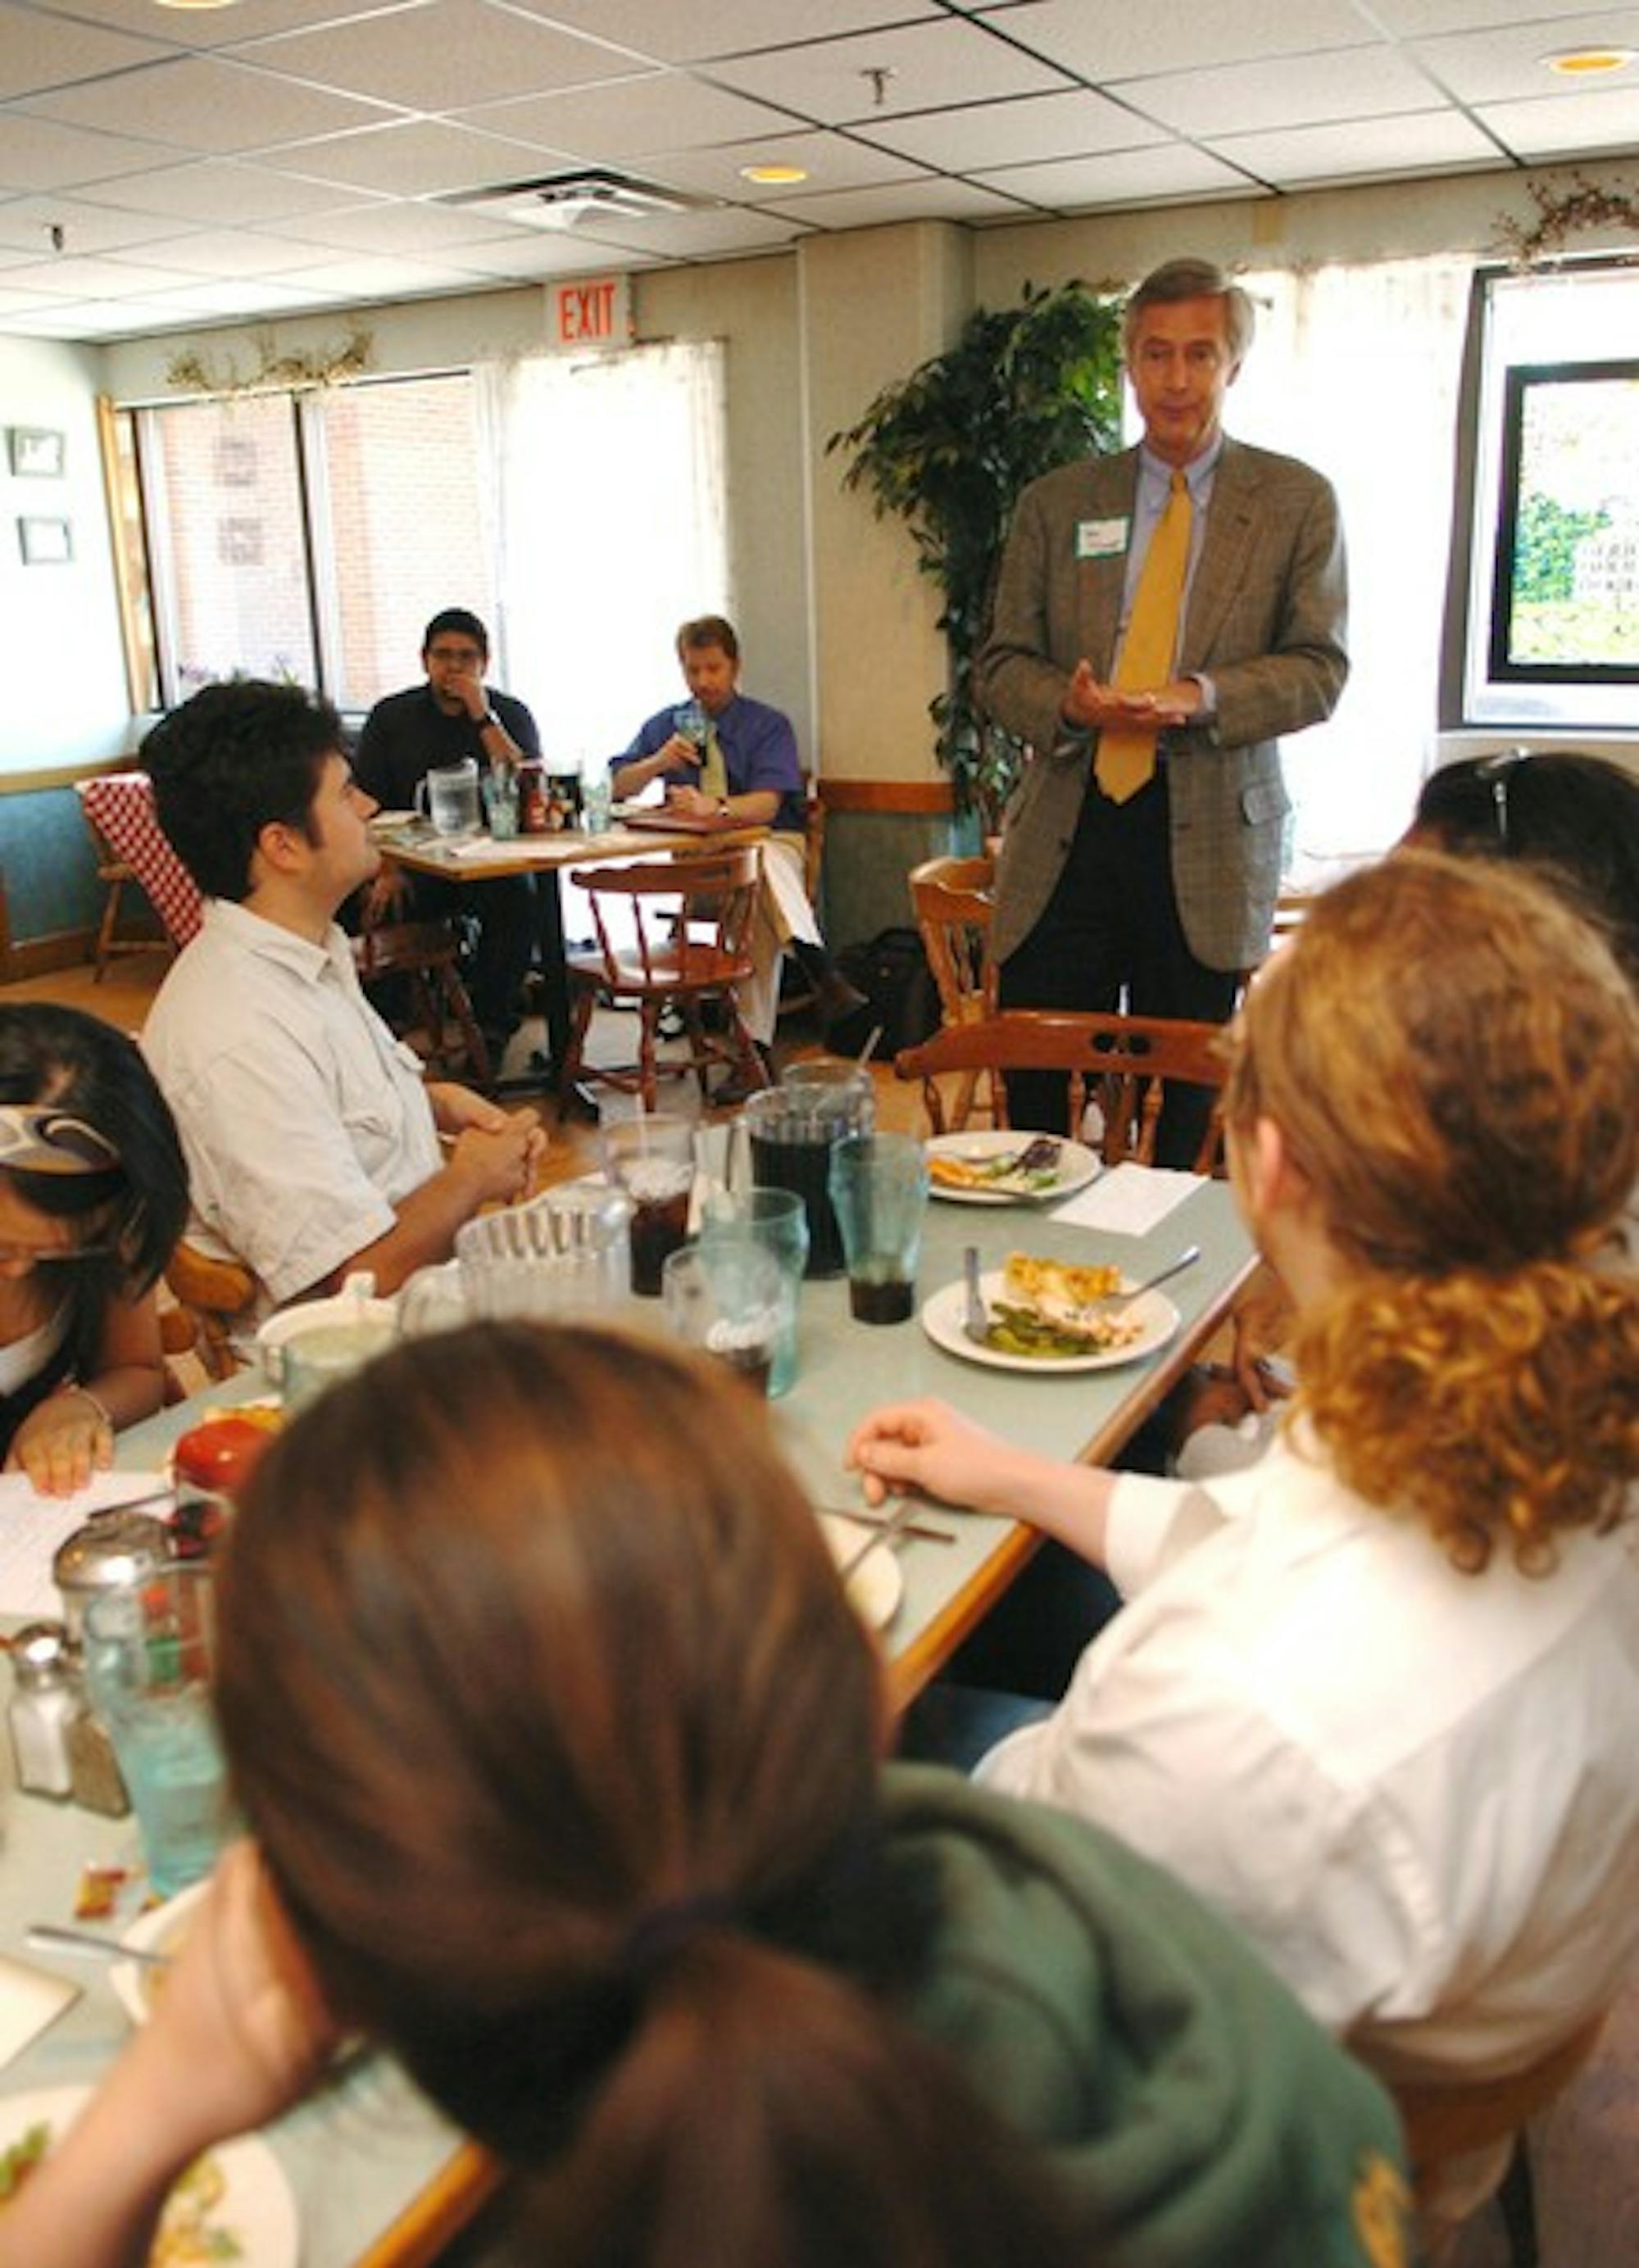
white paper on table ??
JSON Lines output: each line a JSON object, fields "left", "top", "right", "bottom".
{"left": 0, "top": 1470, "right": 169, "bottom": 1620}
{"left": 437, "top": 836, "right": 532, "bottom": 865}
{"left": 0, "top": 1955, "right": 79, "bottom": 2074}
{"left": 1050, "top": 1159, "right": 1204, "bottom": 1236}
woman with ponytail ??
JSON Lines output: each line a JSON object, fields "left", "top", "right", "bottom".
{"left": 851, "top": 851, "right": 1639, "bottom": 2102}
{"left": 2, "top": 1326, "right": 1410, "bottom": 2268}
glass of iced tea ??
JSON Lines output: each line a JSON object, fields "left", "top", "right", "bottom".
{"left": 829, "top": 1132, "right": 929, "bottom": 1325}
{"left": 662, "top": 1238, "right": 787, "bottom": 1398}
{"left": 600, "top": 1113, "right": 696, "bottom": 1297}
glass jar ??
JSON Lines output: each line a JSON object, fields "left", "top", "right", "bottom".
{"left": 52, "top": 1507, "right": 173, "bottom": 1640}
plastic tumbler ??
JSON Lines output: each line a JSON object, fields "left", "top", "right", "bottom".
{"left": 601, "top": 1114, "right": 696, "bottom": 1296}
{"left": 699, "top": 1185, "right": 808, "bottom": 1395}
{"left": 663, "top": 1238, "right": 788, "bottom": 1399}
{"left": 829, "top": 1132, "right": 929, "bottom": 1324}
{"left": 83, "top": 1563, "right": 228, "bottom": 1898}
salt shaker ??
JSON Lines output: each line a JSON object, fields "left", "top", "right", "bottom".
{"left": 7, "top": 1622, "right": 79, "bottom": 1799}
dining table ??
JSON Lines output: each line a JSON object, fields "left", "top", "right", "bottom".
{"left": 0, "top": 1163, "right": 1253, "bottom": 2266}
{"left": 378, "top": 811, "right": 766, "bottom": 1086}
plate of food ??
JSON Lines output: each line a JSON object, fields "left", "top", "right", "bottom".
{"left": 817, "top": 1513, "right": 904, "bottom": 1630}
{"left": 0, "top": 2084, "right": 297, "bottom": 2266}
{"left": 921, "top": 1252, "right": 1180, "bottom": 1372}
{"left": 110, "top": 1880, "right": 211, "bottom": 2026}
{"left": 925, "top": 1132, "right": 1100, "bottom": 1205}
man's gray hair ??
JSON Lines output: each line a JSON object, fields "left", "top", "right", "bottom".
{"left": 1123, "top": 257, "right": 1255, "bottom": 366}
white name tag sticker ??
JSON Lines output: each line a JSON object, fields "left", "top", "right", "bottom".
{"left": 1075, "top": 516, "right": 1128, "bottom": 560}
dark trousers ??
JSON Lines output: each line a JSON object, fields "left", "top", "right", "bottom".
{"left": 402, "top": 871, "right": 536, "bottom": 1040}
{"left": 997, "top": 770, "right": 1239, "bottom": 1167}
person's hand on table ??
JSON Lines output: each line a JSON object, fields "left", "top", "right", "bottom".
{"left": 665, "top": 783, "right": 718, "bottom": 819}
{"left": 847, "top": 1399, "right": 1026, "bottom": 1516}
{"left": 5, "top": 1387, "right": 112, "bottom": 1497}
{"left": 448, "top": 1113, "right": 543, "bottom": 1207}
{"left": 0, "top": 1844, "right": 340, "bottom": 2268}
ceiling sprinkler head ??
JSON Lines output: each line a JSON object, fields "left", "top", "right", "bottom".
{"left": 48, "top": 223, "right": 65, "bottom": 252}
{"left": 862, "top": 66, "right": 896, "bottom": 108}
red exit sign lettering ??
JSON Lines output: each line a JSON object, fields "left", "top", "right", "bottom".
{"left": 549, "top": 275, "right": 631, "bottom": 348}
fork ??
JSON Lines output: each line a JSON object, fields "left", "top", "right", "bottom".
{"left": 962, "top": 1245, "right": 990, "bottom": 1345}
{"left": 838, "top": 1496, "right": 921, "bottom": 1580}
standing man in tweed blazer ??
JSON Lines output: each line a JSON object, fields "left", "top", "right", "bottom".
{"left": 976, "top": 257, "right": 1347, "bottom": 1160}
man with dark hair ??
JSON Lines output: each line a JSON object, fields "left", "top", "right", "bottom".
{"left": 355, "top": 608, "right": 539, "bottom": 1060}
{"left": 143, "top": 679, "right": 543, "bottom": 1313}
{"left": 978, "top": 254, "right": 1348, "bottom": 1161}
{"left": 613, "top": 615, "right": 863, "bottom": 1092}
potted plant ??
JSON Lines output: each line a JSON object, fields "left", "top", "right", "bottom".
{"left": 829, "top": 280, "right": 1123, "bottom": 832}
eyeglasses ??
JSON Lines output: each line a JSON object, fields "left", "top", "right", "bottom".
{"left": 0, "top": 1106, "right": 120, "bottom": 1177}
{"left": 1475, "top": 748, "right": 1531, "bottom": 850}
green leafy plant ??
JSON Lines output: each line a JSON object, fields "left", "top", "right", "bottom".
{"left": 829, "top": 280, "right": 1123, "bottom": 828}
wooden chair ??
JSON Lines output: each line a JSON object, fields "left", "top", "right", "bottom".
{"left": 73, "top": 791, "right": 170, "bottom": 980}
{"left": 1387, "top": 2009, "right": 1606, "bottom": 2265}
{"left": 907, "top": 854, "right": 997, "bottom": 1130}
{"left": 895, "top": 1008, "right": 1228, "bottom": 1174}
{"left": 75, "top": 773, "right": 205, "bottom": 953}
{"left": 163, "top": 1241, "right": 258, "bottom": 1383}
{"left": 352, "top": 919, "right": 492, "bottom": 1089}
{"left": 558, "top": 846, "right": 768, "bottom": 1112}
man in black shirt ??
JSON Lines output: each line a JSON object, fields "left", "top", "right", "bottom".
{"left": 355, "top": 608, "right": 538, "bottom": 1058}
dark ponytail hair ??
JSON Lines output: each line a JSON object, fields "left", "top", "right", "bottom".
{"left": 218, "top": 1325, "right": 1091, "bottom": 2268}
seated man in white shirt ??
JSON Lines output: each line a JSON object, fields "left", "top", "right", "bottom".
{"left": 143, "top": 679, "right": 543, "bottom": 1312}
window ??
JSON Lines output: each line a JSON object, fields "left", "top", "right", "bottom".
{"left": 120, "top": 373, "right": 493, "bottom": 712}
{"left": 1458, "top": 261, "right": 1639, "bottom": 733}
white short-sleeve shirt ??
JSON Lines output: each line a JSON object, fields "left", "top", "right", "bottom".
{"left": 980, "top": 1426, "right": 1639, "bottom": 2085}
{"left": 143, "top": 900, "right": 443, "bottom": 1309}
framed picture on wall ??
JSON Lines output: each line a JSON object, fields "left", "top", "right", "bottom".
{"left": 7, "top": 426, "right": 65, "bottom": 478}
{"left": 17, "top": 515, "right": 71, "bottom": 565}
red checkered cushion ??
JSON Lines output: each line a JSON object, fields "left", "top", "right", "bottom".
{"left": 78, "top": 772, "right": 205, "bottom": 948}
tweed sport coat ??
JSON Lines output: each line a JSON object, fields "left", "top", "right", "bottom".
{"left": 976, "top": 438, "right": 1348, "bottom": 973}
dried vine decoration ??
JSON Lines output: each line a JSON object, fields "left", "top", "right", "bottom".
{"left": 1494, "top": 170, "right": 1639, "bottom": 267}
{"left": 164, "top": 325, "right": 375, "bottom": 397}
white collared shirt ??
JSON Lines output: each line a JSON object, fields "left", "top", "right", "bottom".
{"left": 980, "top": 1426, "right": 1639, "bottom": 2084}
{"left": 143, "top": 900, "right": 442, "bottom": 1310}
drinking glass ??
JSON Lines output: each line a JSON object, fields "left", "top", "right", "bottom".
{"left": 674, "top": 701, "right": 709, "bottom": 752}
{"left": 83, "top": 1565, "right": 229, "bottom": 1898}
{"left": 742, "top": 1072, "right": 875, "bottom": 1279}
{"left": 600, "top": 1114, "right": 696, "bottom": 1296}
{"left": 581, "top": 761, "right": 614, "bottom": 835}
{"left": 829, "top": 1132, "right": 928, "bottom": 1324}
{"left": 483, "top": 765, "right": 520, "bottom": 839}
{"left": 699, "top": 1185, "right": 808, "bottom": 1395}
{"left": 281, "top": 1317, "right": 397, "bottom": 1406}
{"left": 662, "top": 1238, "right": 787, "bottom": 1399}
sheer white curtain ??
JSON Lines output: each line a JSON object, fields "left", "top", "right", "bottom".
{"left": 1156, "top": 257, "right": 1473, "bottom": 878}
{"left": 479, "top": 340, "right": 729, "bottom": 764}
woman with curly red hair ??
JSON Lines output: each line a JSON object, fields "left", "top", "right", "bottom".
{"left": 851, "top": 851, "right": 1639, "bottom": 2125}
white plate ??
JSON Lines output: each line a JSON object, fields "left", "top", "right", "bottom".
{"left": 111, "top": 1880, "right": 211, "bottom": 2026}
{"left": 921, "top": 1271, "right": 1180, "bottom": 1373}
{"left": 0, "top": 2084, "right": 297, "bottom": 2267}
{"left": 818, "top": 1513, "right": 904, "bottom": 1630}
{"left": 925, "top": 1131, "right": 1101, "bottom": 1206}
{"left": 366, "top": 809, "right": 418, "bottom": 832}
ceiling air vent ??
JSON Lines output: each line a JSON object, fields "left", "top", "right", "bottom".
{"left": 439, "top": 169, "right": 714, "bottom": 232}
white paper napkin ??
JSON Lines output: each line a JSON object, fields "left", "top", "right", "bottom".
{"left": 0, "top": 1956, "right": 79, "bottom": 2074}
{"left": 1050, "top": 1159, "right": 1204, "bottom": 1236}
{"left": 0, "top": 1470, "right": 169, "bottom": 1620}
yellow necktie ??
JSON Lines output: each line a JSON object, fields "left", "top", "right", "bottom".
{"left": 1096, "top": 470, "right": 1192, "bottom": 805}
{"left": 698, "top": 724, "right": 728, "bottom": 801}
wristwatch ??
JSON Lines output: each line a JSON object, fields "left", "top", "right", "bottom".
{"left": 475, "top": 709, "right": 501, "bottom": 733}
{"left": 716, "top": 797, "right": 730, "bottom": 817}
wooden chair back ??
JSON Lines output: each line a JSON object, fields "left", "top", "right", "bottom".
{"left": 1388, "top": 2008, "right": 1605, "bottom": 2221}
{"left": 907, "top": 855, "right": 997, "bottom": 1129}
{"left": 352, "top": 917, "right": 492, "bottom": 1088}
{"left": 895, "top": 1008, "right": 1228, "bottom": 1173}
{"left": 163, "top": 1240, "right": 258, "bottom": 1382}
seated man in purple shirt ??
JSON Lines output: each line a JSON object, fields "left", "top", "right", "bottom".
{"left": 613, "top": 615, "right": 863, "bottom": 1094}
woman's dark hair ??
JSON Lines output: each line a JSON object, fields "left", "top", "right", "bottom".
{"left": 1411, "top": 751, "right": 1639, "bottom": 987}
{"left": 219, "top": 1324, "right": 1089, "bottom": 2268}
{"left": 141, "top": 678, "right": 344, "bottom": 902}
{"left": 0, "top": 1004, "right": 188, "bottom": 1377}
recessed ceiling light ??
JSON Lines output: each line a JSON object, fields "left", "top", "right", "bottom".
{"left": 1542, "top": 45, "right": 1637, "bottom": 75}
{"left": 154, "top": 1, "right": 240, "bottom": 12}
{"left": 740, "top": 164, "right": 810, "bottom": 186}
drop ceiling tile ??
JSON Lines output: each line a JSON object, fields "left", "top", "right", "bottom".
{"left": 708, "top": 17, "right": 1074, "bottom": 126}
{"left": 259, "top": 119, "right": 553, "bottom": 196}
{"left": 532, "top": 203, "right": 807, "bottom": 260}
{"left": 497, "top": 0, "right": 943, "bottom": 65}
{"left": 251, "top": 199, "right": 531, "bottom": 254}
{"left": 431, "top": 229, "right": 662, "bottom": 276}
{"left": 0, "top": 114, "right": 188, "bottom": 193}
{"left": 0, "top": 195, "right": 193, "bottom": 256}
{"left": 127, "top": 226, "right": 344, "bottom": 277}
{"left": 76, "top": 159, "right": 384, "bottom": 223}
{"left": 1110, "top": 45, "right": 1440, "bottom": 136}
{"left": 1478, "top": 82, "right": 1639, "bottom": 156}
{"left": 130, "top": 275, "right": 339, "bottom": 318}
{"left": 1369, "top": 0, "right": 1632, "bottom": 31}
{"left": 0, "top": 297, "right": 163, "bottom": 335}
{"left": 244, "top": 0, "right": 642, "bottom": 112}
{"left": 974, "top": 0, "right": 1378, "bottom": 80}
{"left": 23, "top": 0, "right": 416, "bottom": 48}
{"left": 0, "top": 2, "right": 173, "bottom": 99}
{"left": 453, "top": 73, "right": 794, "bottom": 159}
{"left": 854, "top": 87, "right": 1168, "bottom": 170}
{"left": 642, "top": 128, "right": 928, "bottom": 200}
{"left": 1208, "top": 107, "right": 1503, "bottom": 184}
{"left": 1413, "top": 14, "right": 1639, "bottom": 103}
{"left": 971, "top": 143, "right": 1264, "bottom": 211}
{"left": 0, "top": 251, "right": 241, "bottom": 297}
{"left": 760, "top": 174, "right": 1039, "bottom": 227}
{"left": 258, "top": 248, "right": 502, "bottom": 297}
{"left": 20, "top": 55, "right": 403, "bottom": 155}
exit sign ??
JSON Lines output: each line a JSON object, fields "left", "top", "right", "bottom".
{"left": 547, "top": 274, "right": 632, "bottom": 350}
